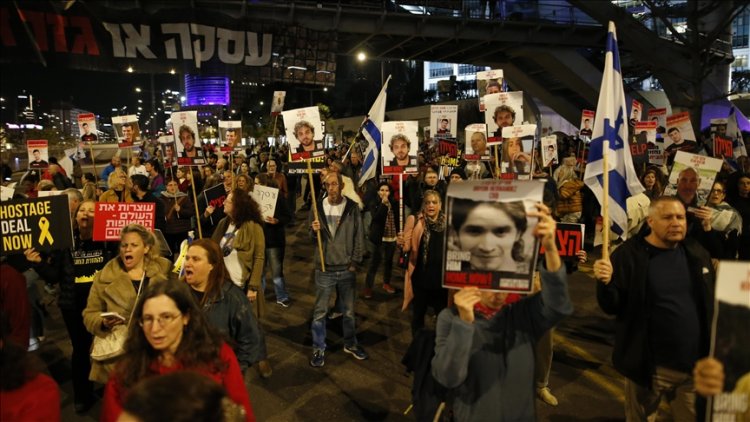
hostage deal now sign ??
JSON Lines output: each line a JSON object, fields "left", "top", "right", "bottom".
{"left": 1, "top": 195, "right": 73, "bottom": 255}
{"left": 93, "top": 202, "right": 155, "bottom": 241}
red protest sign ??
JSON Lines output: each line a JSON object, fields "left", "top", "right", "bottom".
{"left": 539, "top": 223, "right": 584, "bottom": 260}
{"left": 713, "top": 135, "right": 733, "bottom": 159}
{"left": 93, "top": 202, "right": 156, "bottom": 241}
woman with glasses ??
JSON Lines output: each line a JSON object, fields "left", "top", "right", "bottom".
{"left": 83, "top": 224, "right": 172, "bottom": 384}
{"left": 706, "top": 180, "right": 742, "bottom": 259}
{"left": 100, "top": 281, "right": 255, "bottom": 422}
{"left": 183, "top": 239, "right": 263, "bottom": 373}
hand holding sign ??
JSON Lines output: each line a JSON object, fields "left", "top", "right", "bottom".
{"left": 454, "top": 287, "right": 482, "bottom": 324}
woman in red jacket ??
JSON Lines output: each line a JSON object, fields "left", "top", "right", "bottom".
{"left": 100, "top": 281, "right": 255, "bottom": 422}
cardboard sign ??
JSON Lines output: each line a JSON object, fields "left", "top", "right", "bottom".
{"left": 382, "top": 121, "right": 419, "bottom": 175}
{"left": 1, "top": 195, "right": 73, "bottom": 255}
{"left": 539, "top": 223, "right": 584, "bottom": 261}
{"left": 78, "top": 113, "right": 98, "bottom": 143}
{"left": 579, "top": 110, "right": 595, "bottom": 138}
{"left": 172, "top": 110, "right": 205, "bottom": 166}
{"left": 476, "top": 69, "right": 503, "bottom": 112}
{"left": 271, "top": 91, "right": 286, "bottom": 115}
{"left": 431, "top": 105, "right": 458, "bottom": 139}
{"left": 630, "top": 99, "right": 642, "bottom": 123}
{"left": 500, "top": 124, "right": 536, "bottom": 180}
{"left": 484, "top": 91, "right": 524, "bottom": 143}
{"left": 250, "top": 185, "right": 279, "bottom": 220}
{"left": 218, "top": 120, "right": 243, "bottom": 152}
{"left": 464, "top": 123, "right": 490, "bottom": 161}
{"left": 112, "top": 114, "right": 141, "bottom": 148}
{"left": 444, "top": 179, "right": 544, "bottom": 293}
{"left": 438, "top": 139, "right": 458, "bottom": 158}
{"left": 541, "top": 135, "right": 558, "bottom": 167}
{"left": 202, "top": 184, "right": 227, "bottom": 226}
{"left": 27, "top": 140, "right": 49, "bottom": 170}
{"left": 283, "top": 107, "right": 325, "bottom": 162}
{"left": 93, "top": 202, "right": 156, "bottom": 242}
{"left": 663, "top": 151, "right": 723, "bottom": 208}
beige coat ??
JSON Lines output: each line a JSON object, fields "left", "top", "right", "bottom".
{"left": 82, "top": 255, "right": 172, "bottom": 383}
{"left": 212, "top": 217, "right": 266, "bottom": 318}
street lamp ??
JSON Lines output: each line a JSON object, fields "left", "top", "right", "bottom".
{"left": 357, "top": 52, "right": 366, "bottom": 62}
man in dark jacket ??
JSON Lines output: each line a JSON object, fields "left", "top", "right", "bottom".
{"left": 130, "top": 174, "right": 166, "bottom": 233}
{"left": 593, "top": 196, "right": 715, "bottom": 421}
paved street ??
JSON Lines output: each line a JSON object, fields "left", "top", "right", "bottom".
{"left": 34, "top": 197, "right": 626, "bottom": 421}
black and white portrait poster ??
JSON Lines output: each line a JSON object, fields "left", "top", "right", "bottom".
{"left": 464, "top": 124, "right": 490, "bottom": 161}
{"left": 431, "top": 104, "right": 458, "bottom": 139}
{"left": 476, "top": 68, "right": 503, "bottom": 112}
{"left": 171, "top": 110, "right": 205, "bottom": 166}
{"left": 381, "top": 121, "right": 419, "bottom": 175}
{"left": 484, "top": 91, "right": 524, "bottom": 144}
{"left": 541, "top": 135, "right": 558, "bottom": 168}
{"left": 282, "top": 106, "right": 324, "bottom": 162}
{"left": 444, "top": 179, "right": 544, "bottom": 293}
{"left": 708, "top": 261, "right": 750, "bottom": 422}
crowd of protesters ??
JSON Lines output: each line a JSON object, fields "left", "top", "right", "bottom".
{"left": 1, "top": 121, "right": 749, "bottom": 421}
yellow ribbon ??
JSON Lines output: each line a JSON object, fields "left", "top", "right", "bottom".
{"left": 38, "top": 217, "right": 54, "bottom": 246}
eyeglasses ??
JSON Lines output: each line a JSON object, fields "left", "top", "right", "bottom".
{"left": 712, "top": 189, "right": 725, "bottom": 193}
{"left": 139, "top": 312, "right": 181, "bottom": 328}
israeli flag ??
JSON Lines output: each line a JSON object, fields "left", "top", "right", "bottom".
{"left": 359, "top": 76, "right": 391, "bottom": 187}
{"left": 583, "top": 22, "right": 644, "bottom": 239}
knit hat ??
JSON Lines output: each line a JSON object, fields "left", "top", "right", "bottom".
{"left": 449, "top": 167, "right": 467, "bottom": 180}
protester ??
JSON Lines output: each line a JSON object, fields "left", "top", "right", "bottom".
{"left": 130, "top": 174, "right": 166, "bottom": 233}
{"left": 593, "top": 196, "right": 715, "bottom": 421}
{"left": 100, "top": 281, "right": 254, "bottom": 422}
{"left": 640, "top": 167, "right": 664, "bottom": 200}
{"left": 99, "top": 169, "right": 133, "bottom": 203}
{"left": 23, "top": 199, "right": 114, "bottom": 412}
{"left": 266, "top": 158, "right": 288, "bottom": 198}
{"left": 706, "top": 180, "right": 742, "bottom": 259}
{"left": 727, "top": 173, "right": 750, "bottom": 259}
{"left": 364, "top": 181, "right": 400, "bottom": 298}
{"left": 161, "top": 178, "right": 194, "bottom": 257}
{"left": 82, "top": 224, "right": 172, "bottom": 383}
{"left": 255, "top": 173, "right": 293, "bottom": 308}
{"left": 308, "top": 171, "right": 368, "bottom": 367}
{"left": 183, "top": 239, "right": 263, "bottom": 373}
{"left": 431, "top": 203, "right": 571, "bottom": 421}
{"left": 101, "top": 156, "right": 122, "bottom": 188}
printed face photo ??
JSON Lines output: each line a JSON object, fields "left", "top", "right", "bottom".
{"left": 668, "top": 128, "right": 682, "bottom": 143}
{"left": 295, "top": 121, "right": 315, "bottom": 150}
{"left": 122, "top": 124, "right": 134, "bottom": 142}
{"left": 470, "top": 132, "right": 487, "bottom": 155}
{"left": 390, "top": 136, "right": 410, "bottom": 161}
{"left": 180, "top": 127, "right": 195, "bottom": 151}
{"left": 676, "top": 167, "right": 699, "bottom": 203}
{"left": 439, "top": 119, "right": 449, "bottom": 131}
{"left": 33, "top": 149, "right": 41, "bottom": 160}
{"left": 495, "top": 110, "right": 514, "bottom": 128}
{"left": 225, "top": 130, "right": 238, "bottom": 147}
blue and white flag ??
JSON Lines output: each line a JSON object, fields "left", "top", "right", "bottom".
{"left": 359, "top": 75, "right": 391, "bottom": 187}
{"left": 583, "top": 21, "right": 644, "bottom": 239}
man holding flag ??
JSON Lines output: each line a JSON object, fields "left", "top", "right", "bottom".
{"left": 591, "top": 23, "right": 716, "bottom": 421}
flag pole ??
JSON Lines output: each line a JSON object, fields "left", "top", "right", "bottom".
{"left": 602, "top": 140, "right": 610, "bottom": 260}
{"left": 308, "top": 160, "right": 326, "bottom": 272}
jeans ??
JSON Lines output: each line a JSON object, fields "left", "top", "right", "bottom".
{"left": 311, "top": 269, "right": 357, "bottom": 350}
{"left": 365, "top": 241, "right": 396, "bottom": 289}
{"left": 24, "top": 269, "right": 44, "bottom": 339}
{"left": 624, "top": 366, "right": 695, "bottom": 422}
{"left": 262, "top": 247, "right": 289, "bottom": 302}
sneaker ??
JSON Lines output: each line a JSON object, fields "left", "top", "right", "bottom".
{"left": 343, "top": 344, "right": 369, "bottom": 361}
{"left": 310, "top": 349, "right": 325, "bottom": 367}
{"left": 28, "top": 337, "right": 40, "bottom": 352}
{"left": 362, "top": 288, "right": 373, "bottom": 299}
{"left": 537, "top": 387, "right": 558, "bottom": 406}
{"left": 276, "top": 298, "right": 291, "bottom": 308}
{"left": 382, "top": 284, "right": 396, "bottom": 294}
{"left": 257, "top": 359, "right": 273, "bottom": 378}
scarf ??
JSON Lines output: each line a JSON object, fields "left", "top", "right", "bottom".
{"left": 473, "top": 294, "right": 522, "bottom": 320}
{"left": 421, "top": 212, "right": 446, "bottom": 266}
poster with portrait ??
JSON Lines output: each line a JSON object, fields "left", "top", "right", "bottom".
{"left": 271, "top": 91, "right": 286, "bottom": 115}
{"left": 630, "top": 99, "right": 642, "bottom": 125}
{"left": 663, "top": 151, "right": 722, "bottom": 209}
{"left": 282, "top": 106, "right": 324, "bottom": 162}
{"left": 171, "top": 110, "right": 205, "bottom": 166}
{"left": 464, "top": 124, "right": 490, "bottom": 161}
{"left": 484, "top": 91, "right": 524, "bottom": 144}
{"left": 664, "top": 112, "right": 699, "bottom": 163}
{"left": 476, "top": 69, "right": 503, "bottom": 112}
{"left": 431, "top": 105, "right": 458, "bottom": 139}
{"left": 27, "top": 140, "right": 49, "bottom": 170}
{"left": 579, "top": 110, "right": 595, "bottom": 139}
{"left": 112, "top": 114, "right": 141, "bottom": 148}
{"left": 444, "top": 179, "right": 544, "bottom": 293}
{"left": 541, "top": 135, "right": 558, "bottom": 168}
{"left": 158, "top": 135, "right": 178, "bottom": 169}
{"left": 218, "top": 120, "right": 242, "bottom": 153}
{"left": 500, "top": 124, "right": 536, "bottom": 180}
{"left": 78, "top": 113, "right": 98, "bottom": 143}
{"left": 381, "top": 121, "right": 419, "bottom": 175}
{"left": 647, "top": 107, "right": 668, "bottom": 137}
{"left": 708, "top": 261, "right": 750, "bottom": 422}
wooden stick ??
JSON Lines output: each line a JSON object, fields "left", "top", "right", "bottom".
{"left": 89, "top": 143, "right": 99, "bottom": 183}
{"left": 190, "top": 174, "right": 203, "bottom": 239}
{"left": 308, "top": 160, "right": 325, "bottom": 271}
{"left": 494, "top": 144, "right": 500, "bottom": 178}
{"left": 399, "top": 173, "right": 404, "bottom": 232}
{"left": 602, "top": 140, "right": 610, "bottom": 260}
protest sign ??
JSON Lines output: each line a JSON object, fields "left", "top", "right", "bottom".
{"left": 78, "top": 113, "right": 98, "bottom": 143}
{"left": 219, "top": 120, "right": 243, "bottom": 153}
{"left": 713, "top": 135, "right": 734, "bottom": 159}
{"left": 541, "top": 135, "right": 558, "bottom": 167}
{"left": 431, "top": 105, "right": 458, "bottom": 139}
{"left": 93, "top": 202, "right": 155, "bottom": 242}
{"left": 648, "top": 142, "right": 666, "bottom": 166}
{"left": 580, "top": 110, "right": 595, "bottom": 138}
{"left": 708, "top": 261, "right": 750, "bottom": 422}
{"left": 630, "top": 128, "right": 649, "bottom": 166}
{"left": 630, "top": 99, "right": 642, "bottom": 124}
{"left": 158, "top": 135, "right": 178, "bottom": 169}
{"left": 27, "top": 140, "right": 49, "bottom": 170}
{"left": 283, "top": 107, "right": 325, "bottom": 162}
{"left": 664, "top": 112, "right": 699, "bottom": 162}
{"left": 476, "top": 69, "right": 503, "bottom": 112}
{"left": 271, "top": 91, "right": 286, "bottom": 115}
{"left": 663, "top": 151, "right": 723, "bottom": 209}
{"left": 112, "top": 115, "right": 141, "bottom": 148}
{"left": 464, "top": 124, "right": 490, "bottom": 161}
{"left": 1, "top": 195, "right": 73, "bottom": 255}
{"left": 1, "top": 185, "right": 14, "bottom": 201}
{"left": 484, "top": 91, "right": 524, "bottom": 144}
{"left": 647, "top": 108, "right": 667, "bottom": 133}
{"left": 500, "top": 124, "right": 536, "bottom": 180}
{"left": 171, "top": 111, "right": 205, "bottom": 166}
{"left": 250, "top": 185, "right": 279, "bottom": 220}
{"left": 444, "top": 179, "right": 544, "bottom": 293}
{"left": 202, "top": 184, "right": 227, "bottom": 226}
{"left": 287, "top": 156, "right": 326, "bottom": 174}
{"left": 539, "top": 223, "right": 584, "bottom": 261}
{"left": 382, "top": 121, "right": 419, "bottom": 175}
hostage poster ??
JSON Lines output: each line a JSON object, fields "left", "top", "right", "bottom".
{"left": 484, "top": 91, "right": 524, "bottom": 144}
{"left": 663, "top": 151, "right": 723, "bottom": 209}
{"left": 443, "top": 179, "right": 544, "bottom": 293}
{"left": 283, "top": 106, "right": 324, "bottom": 162}
{"left": 1, "top": 195, "right": 73, "bottom": 255}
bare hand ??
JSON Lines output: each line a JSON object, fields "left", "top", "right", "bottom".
{"left": 311, "top": 219, "right": 321, "bottom": 232}
{"left": 24, "top": 248, "right": 42, "bottom": 264}
{"left": 527, "top": 203, "right": 556, "bottom": 249}
{"left": 576, "top": 250, "right": 588, "bottom": 264}
{"left": 205, "top": 205, "right": 215, "bottom": 216}
{"left": 265, "top": 216, "right": 278, "bottom": 225}
{"left": 246, "top": 289, "right": 258, "bottom": 302}
{"left": 454, "top": 287, "right": 482, "bottom": 324}
{"left": 174, "top": 204, "right": 181, "bottom": 212}
{"left": 396, "top": 231, "right": 405, "bottom": 248}
{"left": 102, "top": 316, "right": 125, "bottom": 329}
{"left": 693, "top": 357, "right": 724, "bottom": 397}
{"left": 691, "top": 206, "right": 713, "bottom": 231}
{"left": 593, "top": 259, "right": 613, "bottom": 284}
